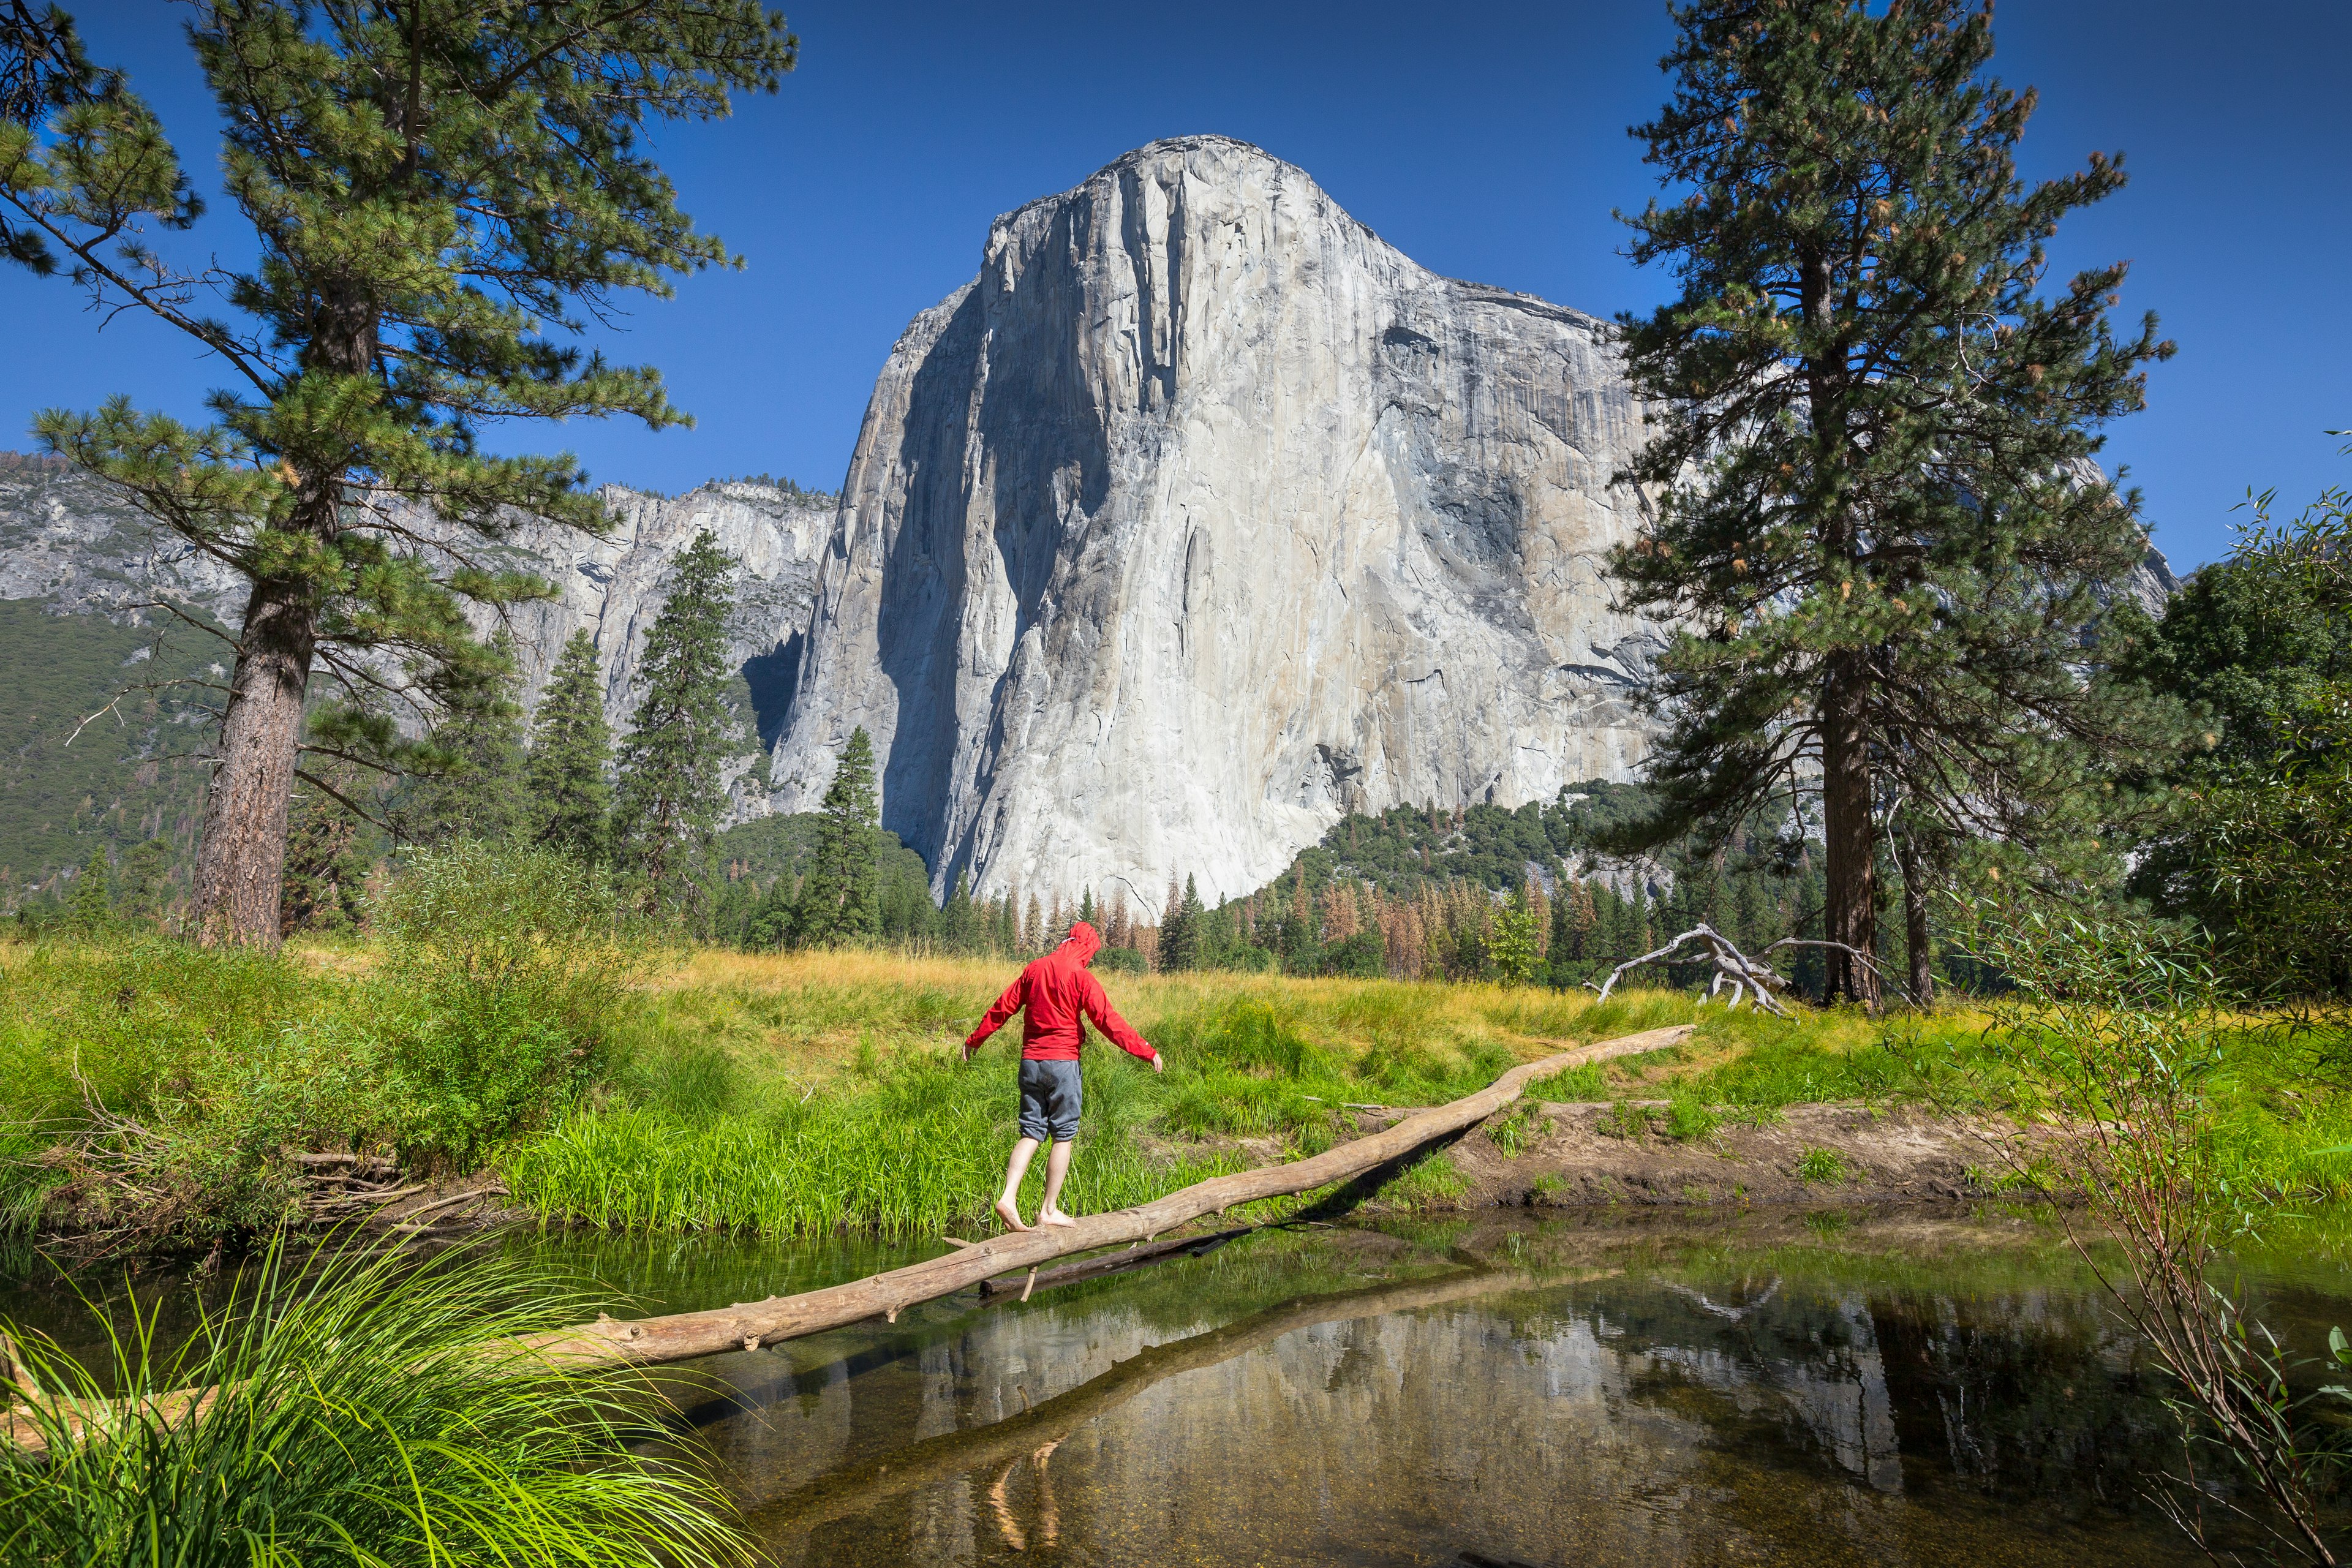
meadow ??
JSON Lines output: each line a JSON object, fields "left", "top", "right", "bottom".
{"left": 9, "top": 923, "right": 2352, "bottom": 1255}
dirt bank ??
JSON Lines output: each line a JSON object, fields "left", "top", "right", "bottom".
{"left": 1370, "top": 1099, "right": 2040, "bottom": 1211}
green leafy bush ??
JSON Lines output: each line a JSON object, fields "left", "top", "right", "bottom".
{"left": 367, "top": 843, "right": 639, "bottom": 1170}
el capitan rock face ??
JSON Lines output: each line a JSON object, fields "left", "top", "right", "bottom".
{"left": 765, "top": 135, "right": 1666, "bottom": 910}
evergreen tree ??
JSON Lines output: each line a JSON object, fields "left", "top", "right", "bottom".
{"left": 2, "top": 5, "right": 795, "bottom": 943}
{"left": 64, "top": 850, "right": 110, "bottom": 933}
{"left": 280, "top": 769, "right": 371, "bottom": 935}
{"left": 1611, "top": 0, "right": 2174, "bottom": 1002}
{"left": 794, "top": 727, "right": 880, "bottom": 945}
{"left": 1077, "top": 888, "right": 1096, "bottom": 931}
{"left": 525, "top": 629, "right": 613, "bottom": 865}
{"left": 611, "top": 532, "right": 737, "bottom": 914}
{"left": 1490, "top": 889, "right": 1539, "bottom": 986}
{"left": 401, "top": 636, "right": 527, "bottom": 846}
{"left": 1174, "top": 876, "right": 1207, "bottom": 970}
{"left": 1158, "top": 873, "right": 1191, "bottom": 973}
{"left": 115, "top": 837, "right": 175, "bottom": 925}
{"left": 990, "top": 893, "right": 1019, "bottom": 956}
{"left": 941, "top": 870, "right": 976, "bottom": 953}
{"left": 742, "top": 873, "right": 796, "bottom": 951}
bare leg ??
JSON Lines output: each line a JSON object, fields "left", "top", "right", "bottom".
{"left": 1038, "top": 1139, "right": 1077, "bottom": 1226}
{"left": 996, "top": 1137, "right": 1039, "bottom": 1232}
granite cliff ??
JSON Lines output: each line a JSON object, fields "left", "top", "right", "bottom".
{"left": 765, "top": 135, "right": 1667, "bottom": 910}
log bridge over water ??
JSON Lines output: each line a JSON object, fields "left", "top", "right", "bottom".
{"left": 4, "top": 1024, "right": 1691, "bottom": 1456}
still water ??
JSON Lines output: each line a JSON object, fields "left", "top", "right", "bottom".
{"left": 10, "top": 1208, "right": 2349, "bottom": 1566}
{"left": 541, "top": 1210, "right": 2346, "bottom": 1567}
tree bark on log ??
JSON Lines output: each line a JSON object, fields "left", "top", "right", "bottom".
{"left": 4, "top": 1025, "right": 1688, "bottom": 1455}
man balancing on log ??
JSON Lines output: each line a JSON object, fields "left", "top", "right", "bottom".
{"left": 962, "top": 920, "right": 1163, "bottom": 1232}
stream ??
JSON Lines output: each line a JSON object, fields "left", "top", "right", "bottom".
{"left": 10, "top": 1207, "right": 2351, "bottom": 1566}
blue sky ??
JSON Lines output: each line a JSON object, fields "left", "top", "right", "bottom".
{"left": 6, "top": 2, "right": 2346, "bottom": 570}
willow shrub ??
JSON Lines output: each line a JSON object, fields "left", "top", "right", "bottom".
{"left": 0, "top": 1238, "right": 751, "bottom": 1567}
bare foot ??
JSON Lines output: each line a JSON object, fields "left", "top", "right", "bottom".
{"left": 995, "top": 1197, "right": 1030, "bottom": 1232}
{"left": 1039, "top": 1207, "right": 1078, "bottom": 1228}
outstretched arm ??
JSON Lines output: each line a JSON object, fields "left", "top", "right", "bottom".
{"left": 1080, "top": 975, "right": 1161, "bottom": 1071}
{"left": 964, "top": 976, "right": 1025, "bottom": 1060}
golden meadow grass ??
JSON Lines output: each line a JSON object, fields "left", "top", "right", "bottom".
{"left": 499, "top": 947, "right": 1956, "bottom": 1238}
{"left": 12, "top": 934, "right": 2350, "bottom": 1246}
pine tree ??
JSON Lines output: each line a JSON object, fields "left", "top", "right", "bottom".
{"left": 115, "top": 837, "right": 175, "bottom": 925}
{"left": 744, "top": 875, "right": 795, "bottom": 951}
{"left": 612, "top": 532, "right": 737, "bottom": 914}
{"left": 2, "top": 6, "right": 794, "bottom": 943}
{"left": 1491, "top": 887, "right": 1539, "bottom": 987}
{"left": 1612, "top": 0, "right": 2174, "bottom": 1002}
{"left": 401, "top": 636, "right": 527, "bottom": 846}
{"left": 280, "top": 769, "right": 372, "bottom": 935}
{"left": 990, "top": 894, "right": 1019, "bottom": 956}
{"left": 525, "top": 630, "right": 612, "bottom": 865}
{"left": 1158, "top": 873, "right": 1189, "bottom": 973}
{"left": 1170, "top": 875, "right": 1207, "bottom": 971}
{"left": 64, "top": 850, "right": 111, "bottom": 934}
{"left": 940, "top": 870, "right": 975, "bottom": 952}
{"left": 1077, "top": 887, "right": 1096, "bottom": 931}
{"left": 794, "top": 726, "right": 880, "bottom": 945}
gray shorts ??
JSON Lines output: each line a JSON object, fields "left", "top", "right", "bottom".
{"left": 1017, "top": 1058, "right": 1083, "bottom": 1142}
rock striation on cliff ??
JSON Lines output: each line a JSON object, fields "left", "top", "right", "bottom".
{"left": 765, "top": 135, "right": 1667, "bottom": 910}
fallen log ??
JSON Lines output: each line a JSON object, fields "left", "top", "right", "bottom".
{"left": 516, "top": 1023, "right": 1688, "bottom": 1370}
{"left": 4, "top": 1023, "right": 1689, "bottom": 1455}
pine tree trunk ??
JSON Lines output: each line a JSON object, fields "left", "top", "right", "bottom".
{"left": 193, "top": 571, "right": 318, "bottom": 944}
{"left": 191, "top": 301, "right": 373, "bottom": 945}
{"left": 1818, "top": 656, "right": 1882, "bottom": 1008}
{"left": 1894, "top": 821, "right": 1934, "bottom": 1007}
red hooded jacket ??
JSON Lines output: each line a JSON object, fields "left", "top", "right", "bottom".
{"left": 963, "top": 922, "right": 1157, "bottom": 1064}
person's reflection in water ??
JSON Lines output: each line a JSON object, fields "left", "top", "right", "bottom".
{"left": 1031, "top": 1439, "right": 1061, "bottom": 1547}
{"left": 986, "top": 1458, "right": 1026, "bottom": 1551}
{"left": 982, "top": 1439, "right": 1063, "bottom": 1551}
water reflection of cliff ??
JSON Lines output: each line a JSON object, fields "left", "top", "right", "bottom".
{"left": 670, "top": 1216, "right": 2212, "bottom": 1567}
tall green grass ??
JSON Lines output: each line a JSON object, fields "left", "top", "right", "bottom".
{"left": 506, "top": 1048, "right": 1240, "bottom": 1237}
{"left": 0, "top": 844, "right": 643, "bottom": 1250}
{"left": 0, "top": 1237, "right": 750, "bottom": 1566}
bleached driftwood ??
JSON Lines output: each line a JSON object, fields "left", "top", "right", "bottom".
{"left": 1584, "top": 923, "right": 1913, "bottom": 1014}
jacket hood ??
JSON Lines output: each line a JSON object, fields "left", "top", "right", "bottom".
{"left": 1058, "top": 921, "right": 1102, "bottom": 965}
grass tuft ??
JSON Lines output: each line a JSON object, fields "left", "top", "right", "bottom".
{"left": 0, "top": 1235, "right": 751, "bottom": 1566}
